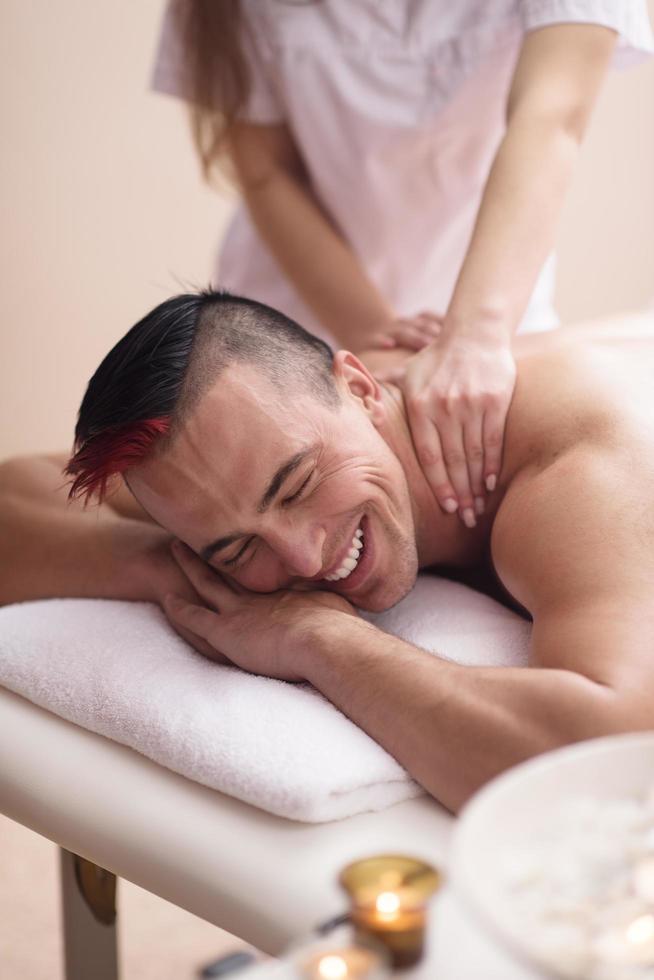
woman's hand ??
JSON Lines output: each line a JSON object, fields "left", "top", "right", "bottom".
{"left": 361, "top": 312, "right": 443, "bottom": 353}
{"left": 383, "top": 335, "right": 517, "bottom": 526}
{"left": 163, "top": 541, "right": 357, "bottom": 681}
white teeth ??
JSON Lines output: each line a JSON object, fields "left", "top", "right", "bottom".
{"left": 324, "top": 526, "right": 365, "bottom": 582}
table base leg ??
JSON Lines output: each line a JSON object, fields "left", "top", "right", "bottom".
{"left": 60, "top": 848, "right": 119, "bottom": 980}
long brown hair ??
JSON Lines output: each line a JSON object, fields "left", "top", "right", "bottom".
{"left": 175, "top": 0, "right": 251, "bottom": 185}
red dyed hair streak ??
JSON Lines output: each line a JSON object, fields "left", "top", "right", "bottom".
{"left": 65, "top": 416, "right": 171, "bottom": 504}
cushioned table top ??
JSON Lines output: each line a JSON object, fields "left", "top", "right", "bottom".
{"left": 0, "top": 686, "right": 538, "bottom": 977}
{"left": 0, "top": 685, "right": 451, "bottom": 946}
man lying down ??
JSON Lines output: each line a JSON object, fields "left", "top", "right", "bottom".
{"left": 2, "top": 291, "right": 654, "bottom": 813}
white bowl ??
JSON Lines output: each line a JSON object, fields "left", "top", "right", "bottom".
{"left": 449, "top": 732, "right": 654, "bottom": 979}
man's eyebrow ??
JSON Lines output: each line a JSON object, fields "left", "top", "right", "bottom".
{"left": 199, "top": 446, "right": 317, "bottom": 563}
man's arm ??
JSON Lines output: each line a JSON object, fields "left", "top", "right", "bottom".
{"left": 0, "top": 453, "right": 176, "bottom": 606}
{"left": 165, "top": 444, "right": 654, "bottom": 813}
{"left": 302, "top": 616, "right": 624, "bottom": 814}
{"left": 306, "top": 445, "right": 654, "bottom": 811}
{"left": 0, "top": 454, "right": 232, "bottom": 662}
{"left": 165, "top": 544, "right": 626, "bottom": 815}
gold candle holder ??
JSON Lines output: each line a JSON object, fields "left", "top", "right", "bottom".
{"left": 339, "top": 854, "right": 442, "bottom": 969}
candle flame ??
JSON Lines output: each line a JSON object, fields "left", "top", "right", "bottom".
{"left": 317, "top": 954, "right": 348, "bottom": 979}
{"left": 626, "top": 914, "right": 654, "bottom": 945}
{"left": 376, "top": 891, "right": 401, "bottom": 914}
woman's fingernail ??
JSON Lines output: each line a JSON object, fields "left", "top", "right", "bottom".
{"left": 462, "top": 508, "right": 477, "bottom": 528}
{"left": 443, "top": 498, "right": 458, "bottom": 514}
{"left": 474, "top": 496, "right": 485, "bottom": 516}
{"left": 485, "top": 475, "right": 497, "bottom": 492}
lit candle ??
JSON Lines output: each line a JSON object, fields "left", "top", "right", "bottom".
{"left": 339, "top": 854, "right": 442, "bottom": 969}
{"left": 299, "top": 945, "right": 388, "bottom": 979}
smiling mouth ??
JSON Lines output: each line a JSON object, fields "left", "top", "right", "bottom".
{"left": 323, "top": 526, "right": 364, "bottom": 581}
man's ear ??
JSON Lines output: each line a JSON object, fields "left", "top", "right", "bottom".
{"left": 332, "top": 350, "right": 386, "bottom": 425}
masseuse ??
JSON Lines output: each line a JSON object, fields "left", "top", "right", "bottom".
{"left": 152, "top": 0, "right": 652, "bottom": 526}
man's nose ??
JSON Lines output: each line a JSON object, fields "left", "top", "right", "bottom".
{"left": 269, "top": 524, "right": 326, "bottom": 580}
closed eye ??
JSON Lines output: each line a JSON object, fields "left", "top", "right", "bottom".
{"left": 222, "top": 471, "right": 313, "bottom": 567}
{"left": 282, "top": 471, "right": 312, "bottom": 507}
{"left": 222, "top": 537, "right": 254, "bottom": 567}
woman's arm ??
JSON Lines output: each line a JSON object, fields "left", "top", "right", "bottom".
{"left": 228, "top": 121, "right": 438, "bottom": 351}
{"left": 444, "top": 23, "right": 617, "bottom": 344}
{"left": 397, "top": 24, "right": 617, "bottom": 523}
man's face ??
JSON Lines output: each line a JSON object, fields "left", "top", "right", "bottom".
{"left": 129, "top": 358, "right": 419, "bottom": 611}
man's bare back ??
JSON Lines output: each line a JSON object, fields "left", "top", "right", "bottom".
{"left": 478, "top": 312, "right": 654, "bottom": 685}
{"left": 497, "top": 312, "right": 654, "bottom": 590}
{"left": 363, "top": 310, "right": 654, "bottom": 706}
{"left": 365, "top": 310, "right": 654, "bottom": 561}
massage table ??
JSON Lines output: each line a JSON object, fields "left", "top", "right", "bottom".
{"left": 0, "top": 574, "right": 540, "bottom": 977}
{"left": 0, "top": 682, "right": 541, "bottom": 979}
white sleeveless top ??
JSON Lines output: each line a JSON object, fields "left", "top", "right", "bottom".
{"left": 152, "top": 0, "right": 652, "bottom": 344}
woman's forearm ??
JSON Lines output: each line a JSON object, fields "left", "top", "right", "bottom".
{"left": 443, "top": 24, "right": 616, "bottom": 346}
{"left": 443, "top": 115, "right": 580, "bottom": 343}
{"left": 241, "top": 167, "right": 394, "bottom": 348}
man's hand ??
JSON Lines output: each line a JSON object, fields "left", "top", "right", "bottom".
{"left": 379, "top": 335, "right": 516, "bottom": 526}
{"left": 123, "top": 527, "right": 228, "bottom": 663}
{"left": 163, "top": 541, "right": 357, "bottom": 680}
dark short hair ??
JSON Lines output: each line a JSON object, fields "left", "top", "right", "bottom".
{"left": 65, "top": 289, "right": 337, "bottom": 502}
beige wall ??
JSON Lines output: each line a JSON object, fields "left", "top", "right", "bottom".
{"left": 1, "top": 1, "right": 653, "bottom": 458}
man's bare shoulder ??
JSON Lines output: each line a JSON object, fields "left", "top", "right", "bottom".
{"left": 488, "top": 440, "right": 654, "bottom": 711}
{"left": 511, "top": 332, "right": 654, "bottom": 461}
{"left": 490, "top": 442, "right": 654, "bottom": 618}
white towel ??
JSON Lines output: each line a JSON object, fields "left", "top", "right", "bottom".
{"left": 0, "top": 576, "right": 530, "bottom": 822}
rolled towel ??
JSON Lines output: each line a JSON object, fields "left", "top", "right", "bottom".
{"left": 0, "top": 575, "right": 529, "bottom": 822}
